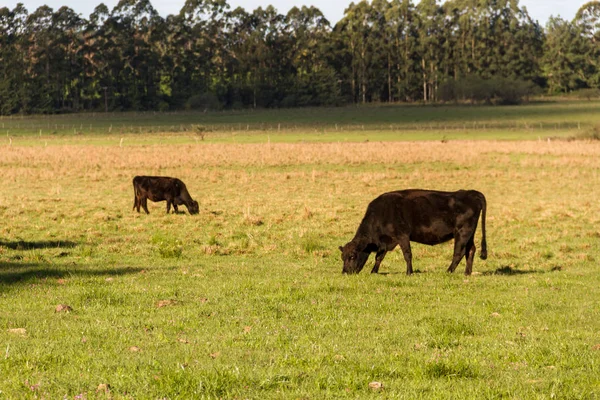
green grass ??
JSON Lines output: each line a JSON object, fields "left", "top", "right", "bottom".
{"left": 1, "top": 104, "right": 600, "bottom": 398}
{"left": 2, "top": 100, "right": 600, "bottom": 144}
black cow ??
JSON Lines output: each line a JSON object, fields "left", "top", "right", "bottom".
{"left": 132, "top": 176, "right": 199, "bottom": 215}
{"left": 339, "top": 189, "right": 487, "bottom": 275}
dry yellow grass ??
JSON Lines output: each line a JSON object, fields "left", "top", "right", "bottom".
{"left": 2, "top": 140, "right": 598, "bottom": 258}
{"left": 3, "top": 139, "right": 600, "bottom": 171}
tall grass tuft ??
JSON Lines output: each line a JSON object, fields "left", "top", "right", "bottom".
{"left": 301, "top": 234, "right": 326, "bottom": 254}
{"left": 151, "top": 232, "right": 183, "bottom": 258}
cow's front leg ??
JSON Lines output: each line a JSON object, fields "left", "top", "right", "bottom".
{"left": 173, "top": 204, "right": 179, "bottom": 213}
{"left": 398, "top": 236, "right": 413, "bottom": 275}
{"left": 166, "top": 200, "right": 172, "bottom": 214}
{"left": 371, "top": 250, "right": 387, "bottom": 273}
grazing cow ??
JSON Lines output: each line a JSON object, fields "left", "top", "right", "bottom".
{"left": 339, "top": 189, "right": 487, "bottom": 275}
{"left": 132, "top": 176, "right": 199, "bottom": 215}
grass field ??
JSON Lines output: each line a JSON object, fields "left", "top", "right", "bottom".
{"left": 1, "top": 103, "right": 600, "bottom": 398}
{"left": 2, "top": 100, "right": 600, "bottom": 144}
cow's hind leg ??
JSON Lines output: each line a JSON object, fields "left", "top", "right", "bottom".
{"left": 464, "top": 236, "right": 476, "bottom": 275}
{"left": 134, "top": 195, "right": 142, "bottom": 213}
{"left": 398, "top": 236, "right": 413, "bottom": 275}
{"left": 447, "top": 230, "right": 471, "bottom": 273}
{"left": 371, "top": 250, "right": 387, "bottom": 274}
{"left": 142, "top": 198, "right": 150, "bottom": 214}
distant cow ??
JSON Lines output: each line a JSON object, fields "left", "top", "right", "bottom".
{"left": 339, "top": 189, "right": 487, "bottom": 275}
{"left": 133, "top": 176, "right": 199, "bottom": 215}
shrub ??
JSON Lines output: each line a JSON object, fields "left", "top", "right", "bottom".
{"left": 158, "top": 101, "right": 170, "bottom": 112}
{"left": 577, "top": 124, "right": 600, "bottom": 140}
{"left": 439, "top": 75, "right": 539, "bottom": 105}
{"left": 230, "top": 100, "right": 244, "bottom": 110}
{"left": 280, "top": 95, "right": 299, "bottom": 108}
{"left": 570, "top": 88, "right": 600, "bottom": 100}
{"left": 185, "top": 93, "right": 223, "bottom": 111}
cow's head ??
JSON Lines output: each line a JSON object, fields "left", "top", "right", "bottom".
{"left": 339, "top": 241, "right": 370, "bottom": 274}
{"left": 188, "top": 200, "right": 200, "bottom": 215}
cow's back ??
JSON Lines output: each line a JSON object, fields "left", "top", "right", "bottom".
{"left": 376, "top": 189, "right": 483, "bottom": 214}
{"left": 363, "top": 189, "right": 483, "bottom": 244}
{"left": 133, "top": 176, "right": 178, "bottom": 200}
{"left": 133, "top": 176, "right": 152, "bottom": 194}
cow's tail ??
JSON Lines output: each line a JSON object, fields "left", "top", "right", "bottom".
{"left": 479, "top": 192, "right": 488, "bottom": 260}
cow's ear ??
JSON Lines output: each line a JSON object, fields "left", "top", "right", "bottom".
{"left": 338, "top": 246, "right": 343, "bottom": 252}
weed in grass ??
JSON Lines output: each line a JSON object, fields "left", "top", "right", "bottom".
{"left": 151, "top": 232, "right": 183, "bottom": 259}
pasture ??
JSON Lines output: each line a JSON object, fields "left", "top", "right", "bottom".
{"left": 2, "top": 100, "right": 600, "bottom": 144}
{"left": 1, "top": 103, "right": 600, "bottom": 398}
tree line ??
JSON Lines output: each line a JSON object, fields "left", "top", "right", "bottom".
{"left": 0, "top": 0, "right": 599, "bottom": 114}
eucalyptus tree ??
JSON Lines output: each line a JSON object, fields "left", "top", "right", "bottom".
{"left": 228, "top": 6, "right": 287, "bottom": 107}
{"left": 487, "top": 0, "right": 543, "bottom": 81}
{"left": 542, "top": 17, "right": 583, "bottom": 93}
{"left": 24, "top": 5, "right": 57, "bottom": 112}
{"left": 0, "top": 4, "right": 29, "bottom": 113}
{"left": 108, "top": 0, "right": 164, "bottom": 110}
{"left": 367, "top": 0, "right": 392, "bottom": 102}
{"left": 574, "top": 1, "right": 600, "bottom": 88}
{"left": 221, "top": 6, "right": 252, "bottom": 106}
{"left": 335, "top": 0, "right": 378, "bottom": 103}
{"left": 282, "top": 6, "right": 340, "bottom": 105}
{"left": 385, "top": 0, "right": 419, "bottom": 101}
{"left": 415, "top": 0, "right": 445, "bottom": 101}
{"left": 177, "top": 0, "right": 230, "bottom": 106}
{"left": 83, "top": 4, "right": 112, "bottom": 110}
{"left": 51, "top": 6, "right": 85, "bottom": 110}
{"left": 442, "top": 0, "right": 484, "bottom": 78}
{"left": 21, "top": 5, "right": 85, "bottom": 112}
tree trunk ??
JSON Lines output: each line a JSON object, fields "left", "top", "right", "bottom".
{"left": 422, "top": 58, "right": 427, "bottom": 102}
{"left": 388, "top": 53, "right": 392, "bottom": 102}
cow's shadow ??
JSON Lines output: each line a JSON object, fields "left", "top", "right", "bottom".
{"left": 0, "top": 261, "right": 142, "bottom": 285}
{"left": 374, "top": 269, "right": 423, "bottom": 276}
{"left": 0, "top": 240, "right": 78, "bottom": 250}
{"left": 482, "top": 265, "right": 549, "bottom": 276}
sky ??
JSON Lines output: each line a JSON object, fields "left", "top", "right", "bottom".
{"left": 2, "top": 0, "right": 590, "bottom": 26}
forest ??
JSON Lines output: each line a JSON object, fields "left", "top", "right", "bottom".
{"left": 0, "top": 0, "right": 599, "bottom": 114}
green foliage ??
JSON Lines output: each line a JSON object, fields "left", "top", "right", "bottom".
{"left": 0, "top": 0, "right": 592, "bottom": 114}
